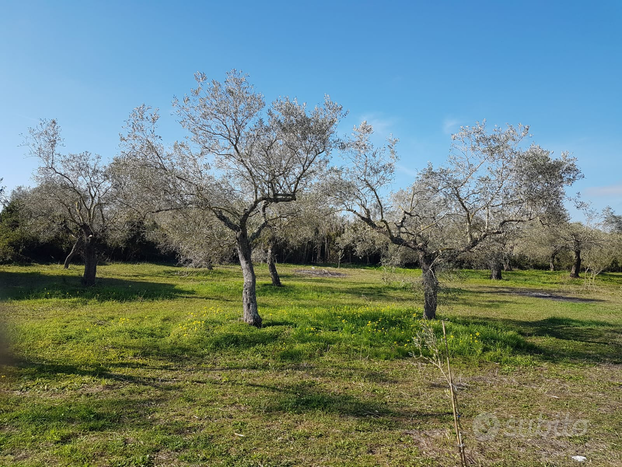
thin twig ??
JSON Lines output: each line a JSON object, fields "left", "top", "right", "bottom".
{"left": 413, "top": 321, "right": 469, "bottom": 466}
{"left": 442, "top": 321, "right": 468, "bottom": 467}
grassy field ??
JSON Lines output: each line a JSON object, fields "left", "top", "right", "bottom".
{"left": 0, "top": 263, "right": 621, "bottom": 466}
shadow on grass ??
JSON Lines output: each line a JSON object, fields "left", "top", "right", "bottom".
{"left": 450, "top": 315, "right": 622, "bottom": 364}
{"left": 0, "top": 270, "right": 193, "bottom": 302}
{"left": 243, "top": 380, "right": 432, "bottom": 421}
{"left": 262, "top": 320, "right": 297, "bottom": 328}
{"left": 6, "top": 396, "right": 162, "bottom": 435}
{"left": 7, "top": 364, "right": 442, "bottom": 445}
{"left": 443, "top": 287, "right": 531, "bottom": 309}
{"left": 3, "top": 382, "right": 171, "bottom": 451}
{"left": 12, "top": 359, "right": 180, "bottom": 388}
{"left": 480, "top": 287, "right": 604, "bottom": 303}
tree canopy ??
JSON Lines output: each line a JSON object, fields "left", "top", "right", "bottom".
{"left": 115, "top": 70, "right": 345, "bottom": 326}
{"left": 24, "top": 119, "right": 116, "bottom": 285}
{"left": 333, "top": 120, "right": 582, "bottom": 318}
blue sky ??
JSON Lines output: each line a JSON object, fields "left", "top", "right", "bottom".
{"left": 1, "top": 0, "right": 621, "bottom": 217}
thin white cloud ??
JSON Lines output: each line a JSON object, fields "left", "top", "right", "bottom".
{"left": 442, "top": 118, "right": 461, "bottom": 135}
{"left": 15, "top": 113, "right": 39, "bottom": 122}
{"left": 395, "top": 164, "right": 418, "bottom": 177}
{"left": 358, "top": 113, "right": 397, "bottom": 139}
{"left": 584, "top": 184, "right": 622, "bottom": 197}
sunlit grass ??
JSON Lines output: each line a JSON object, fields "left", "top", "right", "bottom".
{"left": 1, "top": 263, "right": 621, "bottom": 466}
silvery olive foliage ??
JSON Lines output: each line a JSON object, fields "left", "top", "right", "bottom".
{"left": 516, "top": 204, "right": 622, "bottom": 277}
{"left": 25, "top": 119, "right": 116, "bottom": 285}
{"left": 333, "top": 120, "right": 582, "bottom": 319}
{"left": 153, "top": 209, "right": 236, "bottom": 269}
{"left": 515, "top": 218, "right": 570, "bottom": 271}
{"left": 253, "top": 189, "right": 340, "bottom": 285}
{"left": 603, "top": 207, "right": 622, "bottom": 234}
{"left": 336, "top": 219, "right": 391, "bottom": 264}
{"left": 468, "top": 226, "right": 522, "bottom": 279}
{"left": 115, "top": 70, "right": 345, "bottom": 326}
{"left": 564, "top": 220, "right": 611, "bottom": 279}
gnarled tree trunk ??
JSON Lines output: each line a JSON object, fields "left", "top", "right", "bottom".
{"left": 82, "top": 236, "right": 97, "bottom": 286}
{"left": 64, "top": 237, "right": 82, "bottom": 269}
{"left": 237, "top": 229, "right": 262, "bottom": 327}
{"left": 419, "top": 252, "right": 438, "bottom": 320}
{"left": 490, "top": 261, "right": 503, "bottom": 280}
{"left": 570, "top": 248, "right": 581, "bottom": 278}
{"left": 267, "top": 239, "right": 282, "bottom": 287}
{"left": 503, "top": 254, "right": 512, "bottom": 272}
{"left": 549, "top": 252, "right": 557, "bottom": 271}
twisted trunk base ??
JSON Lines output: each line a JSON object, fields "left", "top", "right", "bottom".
{"left": 570, "top": 249, "right": 581, "bottom": 278}
{"left": 64, "top": 237, "right": 81, "bottom": 269}
{"left": 490, "top": 262, "right": 503, "bottom": 280}
{"left": 237, "top": 232, "right": 262, "bottom": 327}
{"left": 81, "top": 239, "right": 97, "bottom": 286}
{"left": 267, "top": 242, "right": 282, "bottom": 287}
{"left": 419, "top": 252, "right": 438, "bottom": 320}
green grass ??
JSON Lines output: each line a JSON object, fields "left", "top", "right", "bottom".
{"left": 1, "top": 263, "right": 621, "bottom": 466}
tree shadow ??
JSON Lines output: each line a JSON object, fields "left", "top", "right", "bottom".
{"left": 11, "top": 358, "right": 181, "bottom": 388}
{"left": 240, "top": 380, "right": 447, "bottom": 423}
{"left": 3, "top": 357, "right": 179, "bottom": 446}
{"left": 6, "top": 394, "right": 166, "bottom": 435}
{"left": 480, "top": 287, "right": 605, "bottom": 303}
{"left": 0, "top": 270, "right": 193, "bottom": 302}
{"left": 262, "top": 319, "right": 297, "bottom": 328}
{"left": 8, "top": 354, "right": 447, "bottom": 442}
{"left": 450, "top": 315, "right": 622, "bottom": 364}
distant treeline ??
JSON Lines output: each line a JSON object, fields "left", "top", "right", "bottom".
{"left": 3, "top": 194, "right": 619, "bottom": 274}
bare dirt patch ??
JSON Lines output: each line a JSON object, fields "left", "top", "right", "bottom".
{"left": 491, "top": 288, "right": 602, "bottom": 303}
{"left": 294, "top": 268, "right": 347, "bottom": 278}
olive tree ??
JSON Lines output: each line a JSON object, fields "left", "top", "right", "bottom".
{"left": 603, "top": 207, "right": 622, "bottom": 234}
{"left": 116, "top": 70, "right": 344, "bottom": 327}
{"left": 470, "top": 226, "right": 522, "bottom": 279}
{"left": 546, "top": 203, "right": 607, "bottom": 279}
{"left": 153, "top": 208, "right": 235, "bottom": 268}
{"left": 564, "top": 209, "right": 622, "bottom": 279}
{"left": 601, "top": 207, "right": 622, "bottom": 272}
{"left": 253, "top": 199, "right": 314, "bottom": 287}
{"left": 0, "top": 188, "right": 41, "bottom": 263}
{"left": 516, "top": 208, "right": 616, "bottom": 277}
{"left": 334, "top": 121, "right": 581, "bottom": 319}
{"left": 564, "top": 222, "right": 594, "bottom": 278}
{"left": 336, "top": 219, "right": 392, "bottom": 265}
{"left": 257, "top": 189, "right": 345, "bottom": 286}
{"left": 515, "top": 217, "right": 570, "bottom": 271}
{"left": 25, "top": 119, "right": 115, "bottom": 285}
